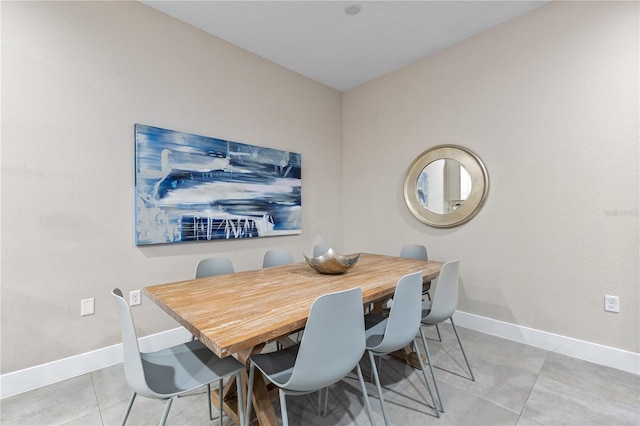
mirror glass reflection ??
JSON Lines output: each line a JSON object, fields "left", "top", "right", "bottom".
{"left": 416, "top": 159, "right": 472, "bottom": 214}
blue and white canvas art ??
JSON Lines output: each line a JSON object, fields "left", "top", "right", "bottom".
{"left": 135, "top": 124, "right": 302, "bottom": 245}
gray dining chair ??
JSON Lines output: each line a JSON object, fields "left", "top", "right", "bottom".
{"left": 263, "top": 249, "right": 296, "bottom": 348}
{"left": 418, "top": 260, "right": 474, "bottom": 413}
{"left": 112, "top": 288, "right": 246, "bottom": 426}
{"left": 312, "top": 243, "right": 331, "bottom": 258}
{"left": 190, "top": 257, "right": 235, "bottom": 342}
{"left": 365, "top": 270, "right": 439, "bottom": 425}
{"left": 399, "top": 244, "right": 441, "bottom": 341}
{"left": 262, "top": 249, "right": 294, "bottom": 268}
{"left": 195, "top": 257, "right": 235, "bottom": 278}
{"left": 245, "top": 287, "right": 375, "bottom": 426}
{"left": 400, "top": 244, "right": 433, "bottom": 298}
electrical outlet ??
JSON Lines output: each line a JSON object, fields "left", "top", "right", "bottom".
{"left": 130, "top": 290, "right": 141, "bottom": 306}
{"left": 604, "top": 295, "right": 619, "bottom": 313}
{"left": 81, "top": 298, "right": 95, "bottom": 316}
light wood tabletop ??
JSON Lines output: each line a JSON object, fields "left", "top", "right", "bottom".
{"left": 144, "top": 252, "right": 443, "bottom": 425}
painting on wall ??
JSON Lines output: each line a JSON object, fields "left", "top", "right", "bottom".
{"left": 135, "top": 124, "right": 302, "bottom": 245}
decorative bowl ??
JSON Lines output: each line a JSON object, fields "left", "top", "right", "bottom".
{"left": 304, "top": 248, "right": 360, "bottom": 275}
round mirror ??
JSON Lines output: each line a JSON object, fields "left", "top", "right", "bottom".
{"left": 416, "top": 158, "right": 472, "bottom": 214}
{"left": 404, "top": 145, "right": 488, "bottom": 228}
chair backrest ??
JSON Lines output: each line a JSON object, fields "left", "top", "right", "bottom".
{"left": 313, "top": 244, "right": 331, "bottom": 258}
{"left": 423, "top": 260, "right": 460, "bottom": 324}
{"left": 195, "top": 257, "right": 235, "bottom": 278}
{"left": 262, "top": 249, "right": 294, "bottom": 268}
{"left": 400, "top": 244, "right": 428, "bottom": 260}
{"left": 111, "top": 288, "right": 154, "bottom": 398}
{"left": 368, "top": 271, "right": 424, "bottom": 354}
{"left": 283, "top": 287, "right": 365, "bottom": 392}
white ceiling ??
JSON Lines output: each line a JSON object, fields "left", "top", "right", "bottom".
{"left": 141, "top": 1, "right": 551, "bottom": 92}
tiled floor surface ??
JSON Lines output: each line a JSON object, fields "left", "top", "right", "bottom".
{"left": 1, "top": 324, "right": 638, "bottom": 425}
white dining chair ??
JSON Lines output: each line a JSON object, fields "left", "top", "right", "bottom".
{"left": 195, "top": 257, "right": 234, "bottom": 278}
{"left": 399, "top": 243, "right": 441, "bottom": 342}
{"left": 262, "top": 249, "right": 294, "bottom": 268}
{"left": 418, "top": 260, "right": 474, "bottom": 413}
{"left": 189, "top": 257, "right": 236, "bottom": 343}
{"left": 400, "top": 244, "right": 433, "bottom": 298}
{"left": 365, "top": 271, "right": 439, "bottom": 425}
{"left": 112, "top": 288, "right": 246, "bottom": 426}
{"left": 245, "top": 287, "right": 375, "bottom": 426}
{"left": 312, "top": 243, "right": 331, "bottom": 257}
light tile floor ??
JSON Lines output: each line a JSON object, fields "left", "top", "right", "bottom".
{"left": 1, "top": 324, "right": 638, "bottom": 425}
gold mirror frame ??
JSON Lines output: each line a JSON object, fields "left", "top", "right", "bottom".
{"left": 404, "top": 145, "right": 489, "bottom": 228}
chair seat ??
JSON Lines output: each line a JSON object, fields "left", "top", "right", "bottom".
{"left": 250, "top": 343, "right": 300, "bottom": 388}
{"left": 364, "top": 314, "right": 387, "bottom": 350}
{"left": 141, "top": 339, "right": 244, "bottom": 396}
{"left": 421, "top": 300, "right": 433, "bottom": 321}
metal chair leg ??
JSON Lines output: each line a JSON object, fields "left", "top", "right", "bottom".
{"left": 450, "top": 317, "right": 474, "bottom": 381}
{"left": 355, "top": 363, "right": 376, "bottom": 425}
{"left": 158, "top": 397, "right": 173, "bottom": 426}
{"left": 323, "top": 387, "right": 329, "bottom": 417}
{"left": 235, "top": 371, "right": 246, "bottom": 426}
{"left": 419, "top": 327, "right": 444, "bottom": 412}
{"left": 207, "top": 383, "right": 213, "bottom": 420}
{"left": 411, "top": 340, "right": 440, "bottom": 418}
{"left": 279, "top": 389, "right": 289, "bottom": 426}
{"left": 368, "top": 351, "right": 389, "bottom": 425}
{"left": 121, "top": 392, "right": 137, "bottom": 425}
{"left": 218, "top": 379, "right": 223, "bottom": 426}
{"left": 369, "top": 354, "right": 382, "bottom": 383}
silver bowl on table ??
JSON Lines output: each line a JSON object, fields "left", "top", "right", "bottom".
{"left": 304, "top": 248, "right": 360, "bottom": 275}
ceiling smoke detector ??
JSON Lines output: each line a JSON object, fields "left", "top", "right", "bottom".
{"left": 345, "top": 4, "right": 361, "bottom": 15}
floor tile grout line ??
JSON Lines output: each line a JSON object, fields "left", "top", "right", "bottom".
{"left": 514, "top": 350, "right": 549, "bottom": 425}
{"left": 88, "top": 370, "right": 107, "bottom": 426}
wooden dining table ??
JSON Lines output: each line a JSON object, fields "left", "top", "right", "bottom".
{"left": 144, "top": 252, "right": 443, "bottom": 425}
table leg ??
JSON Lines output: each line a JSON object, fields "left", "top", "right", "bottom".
{"left": 238, "top": 345, "right": 279, "bottom": 426}
{"left": 390, "top": 345, "right": 427, "bottom": 369}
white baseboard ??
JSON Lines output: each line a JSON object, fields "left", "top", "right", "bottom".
{"left": 0, "top": 327, "right": 192, "bottom": 399}
{"left": 2, "top": 312, "right": 638, "bottom": 399}
{"left": 453, "top": 311, "right": 640, "bottom": 376}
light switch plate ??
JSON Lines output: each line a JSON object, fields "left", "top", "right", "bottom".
{"left": 81, "top": 298, "right": 95, "bottom": 316}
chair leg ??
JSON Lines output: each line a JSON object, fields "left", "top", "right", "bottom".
{"left": 279, "top": 389, "right": 289, "bottom": 426}
{"left": 323, "top": 387, "right": 329, "bottom": 417}
{"left": 207, "top": 383, "right": 213, "bottom": 421}
{"left": 450, "top": 317, "right": 474, "bottom": 381}
{"left": 245, "top": 362, "right": 255, "bottom": 423}
{"left": 218, "top": 379, "right": 223, "bottom": 426}
{"left": 317, "top": 388, "right": 329, "bottom": 417}
{"left": 411, "top": 340, "right": 440, "bottom": 418}
{"left": 235, "top": 371, "right": 246, "bottom": 426}
{"left": 368, "top": 351, "right": 389, "bottom": 426}
{"left": 369, "top": 354, "right": 382, "bottom": 383}
{"left": 158, "top": 397, "right": 173, "bottom": 426}
{"left": 121, "top": 392, "right": 136, "bottom": 426}
{"left": 419, "top": 327, "right": 444, "bottom": 412}
{"left": 355, "top": 363, "right": 376, "bottom": 426}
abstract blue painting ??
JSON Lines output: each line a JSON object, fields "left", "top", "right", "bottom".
{"left": 135, "top": 124, "right": 302, "bottom": 245}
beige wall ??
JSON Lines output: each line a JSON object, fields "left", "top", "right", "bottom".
{"left": 1, "top": 1, "right": 343, "bottom": 373}
{"left": 343, "top": 1, "right": 639, "bottom": 352}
